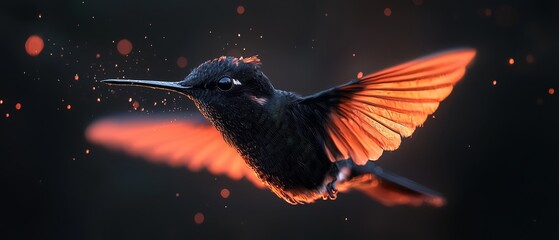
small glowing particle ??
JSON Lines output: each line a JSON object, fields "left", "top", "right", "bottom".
{"left": 66, "top": 104, "right": 72, "bottom": 110}
{"left": 74, "top": 74, "right": 79, "bottom": 81}
{"left": 132, "top": 101, "right": 140, "bottom": 109}
{"left": 6, "top": 113, "right": 10, "bottom": 118}
{"left": 492, "top": 80, "right": 497, "bottom": 86}
{"left": 85, "top": 149, "right": 90, "bottom": 154}
{"left": 177, "top": 56, "right": 188, "bottom": 68}
{"left": 345, "top": 217, "right": 348, "bottom": 221}
{"left": 95, "top": 53, "right": 101, "bottom": 59}
{"left": 96, "top": 98, "right": 101, "bottom": 102}
{"left": 357, "top": 72, "right": 363, "bottom": 78}
{"left": 508, "top": 58, "right": 515, "bottom": 65}
{"left": 384, "top": 8, "right": 392, "bottom": 17}
{"left": 236, "top": 5, "right": 245, "bottom": 15}
{"left": 0, "top": 99, "right": 3, "bottom": 104}
{"left": 25, "top": 35, "right": 44, "bottom": 57}
{"left": 15, "top": 103, "right": 22, "bottom": 110}
{"left": 526, "top": 54, "right": 534, "bottom": 64}
{"left": 220, "top": 188, "right": 230, "bottom": 198}
{"left": 352, "top": 53, "right": 356, "bottom": 57}
{"left": 128, "top": 98, "right": 133, "bottom": 103}
{"left": 549, "top": 88, "right": 555, "bottom": 95}
{"left": 194, "top": 212, "right": 205, "bottom": 224}
{"left": 175, "top": 193, "right": 180, "bottom": 197}
{"left": 117, "top": 39, "right": 133, "bottom": 55}
{"left": 237, "top": 33, "right": 241, "bottom": 37}
{"left": 38, "top": 13, "right": 42, "bottom": 19}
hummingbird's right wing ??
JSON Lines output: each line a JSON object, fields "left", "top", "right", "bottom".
{"left": 85, "top": 115, "right": 265, "bottom": 188}
{"left": 298, "top": 49, "right": 476, "bottom": 165}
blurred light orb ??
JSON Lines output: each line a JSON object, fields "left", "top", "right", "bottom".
{"left": 15, "top": 103, "right": 22, "bottom": 110}
{"left": 194, "top": 212, "right": 205, "bottom": 224}
{"left": 357, "top": 72, "right": 363, "bottom": 78}
{"left": 25, "top": 35, "right": 44, "bottom": 57}
{"left": 117, "top": 39, "right": 133, "bottom": 55}
{"left": 384, "top": 8, "right": 392, "bottom": 16}
{"left": 220, "top": 188, "right": 230, "bottom": 198}
{"left": 177, "top": 56, "right": 188, "bottom": 68}
{"left": 237, "top": 6, "right": 245, "bottom": 15}
{"left": 549, "top": 88, "right": 555, "bottom": 95}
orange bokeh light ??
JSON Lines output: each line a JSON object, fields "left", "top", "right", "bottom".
{"left": 15, "top": 103, "right": 22, "bottom": 110}
{"left": 117, "top": 39, "right": 133, "bottom": 55}
{"left": 384, "top": 8, "right": 392, "bottom": 16}
{"left": 236, "top": 6, "right": 245, "bottom": 15}
{"left": 85, "top": 149, "right": 90, "bottom": 154}
{"left": 25, "top": 35, "right": 44, "bottom": 57}
{"left": 66, "top": 104, "right": 72, "bottom": 110}
{"left": 132, "top": 101, "right": 140, "bottom": 109}
{"left": 194, "top": 212, "right": 204, "bottom": 224}
{"left": 177, "top": 56, "right": 188, "bottom": 68}
{"left": 549, "top": 88, "right": 555, "bottom": 95}
{"left": 220, "top": 188, "right": 230, "bottom": 198}
{"left": 74, "top": 74, "right": 79, "bottom": 81}
{"left": 492, "top": 80, "right": 497, "bottom": 86}
{"left": 357, "top": 72, "right": 364, "bottom": 79}
{"left": 508, "top": 58, "right": 515, "bottom": 65}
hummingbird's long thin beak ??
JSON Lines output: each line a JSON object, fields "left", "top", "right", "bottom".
{"left": 102, "top": 79, "right": 192, "bottom": 93}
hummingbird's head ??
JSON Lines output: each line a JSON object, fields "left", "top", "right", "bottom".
{"left": 103, "top": 56, "right": 275, "bottom": 124}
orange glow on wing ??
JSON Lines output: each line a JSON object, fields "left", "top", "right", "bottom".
{"left": 85, "top": 117, "right": 263, "bottom": 188}
{"left": 25, "top": 35, "right": 44, "bottom": 57}
{"left": 325, "top": 49, "right": 476, "bottom": 164}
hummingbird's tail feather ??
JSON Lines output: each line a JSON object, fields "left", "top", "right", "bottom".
{"left": 336, "top": 162, "right": 445, "bottom": 207}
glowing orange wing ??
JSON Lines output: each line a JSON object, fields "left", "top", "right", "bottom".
{"left": 86, "top": 116, "right": 264, "bottom": 188}
{"left": 302, "top": 49, "right": 476, "bottom": 165}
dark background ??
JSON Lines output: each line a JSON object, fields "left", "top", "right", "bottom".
{"left": 1, "top": 0, "right": 558, "bottom": 239}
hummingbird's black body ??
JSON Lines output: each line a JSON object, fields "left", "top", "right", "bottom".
{"left": 97, "top": 50, "right": 476, "bottom": 206}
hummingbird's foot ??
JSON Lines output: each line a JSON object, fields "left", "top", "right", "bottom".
{"left": 325, "top": 181, "right": 338, "bottom": 200}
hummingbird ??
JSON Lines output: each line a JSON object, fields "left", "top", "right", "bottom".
{"left": 87, "top": 49, "right": 476, "bottom": 206}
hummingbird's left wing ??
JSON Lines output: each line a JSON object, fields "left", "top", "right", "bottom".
{"left": 299, "top": 49, "right": 476, "bottom": 165}
{"left": 85, "top": 115, "right": 264, "bottom": 188}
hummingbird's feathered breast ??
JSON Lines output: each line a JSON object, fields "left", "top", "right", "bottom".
{"left": 208, "top": 90, "right": 333, "bottom": 203}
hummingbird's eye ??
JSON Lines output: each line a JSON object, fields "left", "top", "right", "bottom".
{"left": 217, "top": 77, "right": 233, "bottom": 91}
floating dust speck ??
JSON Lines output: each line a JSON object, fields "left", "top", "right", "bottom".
{"left": 96, "top": 98, "right": 101, "bottom": 102}
{"left": 194, "top": 212, "right": 205, "bottom": 224}
{"left": 85, "top": 149, "right": 90, "bottom": 155}
{"left": 508, "top": 58, "right": 515, "bottom": 65}
{"left": 175, "top": 192, "right": 180, "bottom": 197}
{"left": 492, "top": 80, "right": 497, "bottom": 86}
{"left": 25, "top": 35, "right": 44, "bottom": 57}
{"left": 220, "top": 188, "right": 230, "bottom": 199}
{"left": 5, "top": 113, "right": 10, "bottom": 118}
{"left": 132, "top": 101, "right": 140, "bottom": 110}
{"left": 384, "top": 8, "right": 392, "bottom": 17}
{"left": 117, "top": 39, "right": 133, "bottom": 55}
{"left": 74, "top": 74, "right": 79, "bottom": 81}
{"left": 15, "top": 103, "right": 22, "bottom": 110}
{"left": 128, "top": 98, "right": 133, "bottom": 103}
{"left": 549, "top": 88, "right": 555, "bottom": 95}
{"left": 66, "top": 104, "right": 72, "bottom": 110}
{"left": 0, "top": 99, "right": 3, "bottom": 104}
{"left": 236, "top": 5, "right": 245, "bottom": 15}
{"left": 95, "top": 53, "right": 101, "bottom": 59}
{"left": 357, "top": 72, "right": 363, "bottom": 78}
